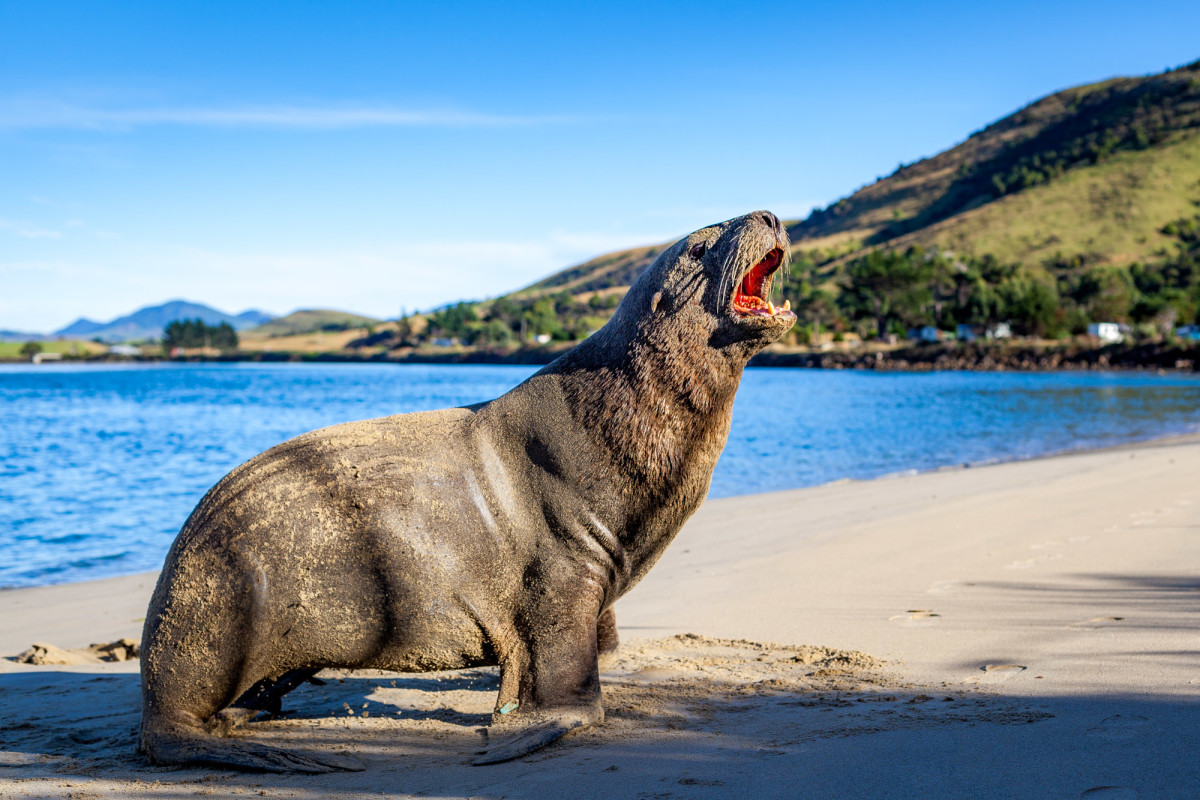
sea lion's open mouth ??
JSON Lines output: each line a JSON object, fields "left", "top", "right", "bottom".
{"left": 731, "top": 247, "right": 792, "bottom": 319}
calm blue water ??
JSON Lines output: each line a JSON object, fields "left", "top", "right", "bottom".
{"left": 2, "top": 363, "right": 1198, "bottom": 589}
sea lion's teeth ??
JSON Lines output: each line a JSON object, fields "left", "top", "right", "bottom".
{"left": 783, "top": 299, "right": 791, "bottom": 311}
{"left": 768, "top": 301, "right": 776, "bottom": 315}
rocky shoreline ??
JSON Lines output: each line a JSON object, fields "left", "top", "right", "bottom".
{"left": 749, "top": 341, "right": 1200, "bottom": 372}
{"left": 5, "top": 340, "right": 1198, "bottom": 371}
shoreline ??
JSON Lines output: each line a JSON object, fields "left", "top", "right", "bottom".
{"left": 5, "top": 428, "right": 1200, "bottom": 595}
{"left": 6, "top": 427, "right": 1200, "bottom": 597}
{"left": 5, "top": 428, "right": 1200, "bottom": 628}
{"left": 1, "top": 337, "right": 1197, "bottom": 371}
{"left": 2, "top": 429, "right": 1198, "bottom": 796}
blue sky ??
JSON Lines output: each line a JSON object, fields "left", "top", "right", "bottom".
{"left": 3, "top": 1, "right": 1199, "bottom": 332}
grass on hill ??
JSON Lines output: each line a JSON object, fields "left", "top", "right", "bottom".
{"left": 238, "top": 323, "right": 398, "bottom": 354}
{"left": 901, "top": 133, "right": 1200, "bottom": 267}
{"left": 509, "top": 245, "right": 663, "bottom": 301}
{"left": 788, "top": 59, "right": 1200, "bottom": 256}
{"left": 244, "top": 309, "right": 382, "bottom": 338}
{"left": 0, "top": 340, "right": 109, "bottom": 359}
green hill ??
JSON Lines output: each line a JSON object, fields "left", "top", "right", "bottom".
{"left": 384, "top": 59, "right": 1200, "bottom": 351}
{"left": 247, "top": 309, "right": 381, "bottom": 338}
{"left": 511, "top": 244, "right": 663, "bottom": 301}
{"left": 481, "top": 59, "right": 1200, "bottom": 311}
{"left": 907, "top": 134, "right": 1200, "bottom": 268}
{"left": 789, "top": 58, "right": 1200, "bottom": 266}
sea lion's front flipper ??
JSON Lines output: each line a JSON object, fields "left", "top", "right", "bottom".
{"left": 473, "top": 706, "right": 599, "bottom": 765}
{"left": 597, "top": 607, "right": 620, "bottom": 670}
{"left": 474, "top": 586, "right": 604, "bottom": 765}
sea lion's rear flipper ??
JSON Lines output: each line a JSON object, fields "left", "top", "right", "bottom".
{"left": 223, "top": 667, "right": 323, "bottom": 722}
{"left": 142, "top": 722, "right": 364, "bottom": 774}
{"left": 473, "top": 709, "right": 595, "bottom": 765}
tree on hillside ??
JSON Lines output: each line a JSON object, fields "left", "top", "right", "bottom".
{"left": 1075, "top": 267, "right": 1138, "bottom": 322}
{"left": 944, "top": 255, "right": 1017, "bottom": 327}
{"left": 795, "top": 283, "right": 838, "bottom": 342}
{"left": 525, "top": 298, "right": 566, "bottom": 340}
{"left": 998, "top": 275, "right": 1061, "bottom": 337}
{"left": 587, "top": 292, "right": 620, "bottom": 310}
{"left": 482, "top": 319, "right": 512, "bottom": 346}
{"left": 1131, "top": 215, "right": 1200, "bottom": 325}
{"left": 426, "top": 303, "right": 478, "bottom": 341}
{"left": 840, "top": 248, "right": 936, "bottom": 338}
{"left": 488, "top": 296, "right": 521, "bottom": 322}
{"left": 163, "top": 319, "right": 239, "bottom": 352}
{"left": 394, "top": 314, "right": 414, "bottom": 345}
{"left": 19, "top": 341, "right": 43, "bottom": 359}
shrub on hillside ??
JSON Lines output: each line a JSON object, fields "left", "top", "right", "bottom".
{"left": 163, "top": 319, "right": 238, "bottom": 352}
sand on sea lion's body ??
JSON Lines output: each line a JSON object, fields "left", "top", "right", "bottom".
{"left": 132, "top": 212, "right": 799, "bottom": 772}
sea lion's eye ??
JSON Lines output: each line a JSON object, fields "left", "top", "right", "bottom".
{"left": 690, "top": 242, "right": 707, "bottom": 259}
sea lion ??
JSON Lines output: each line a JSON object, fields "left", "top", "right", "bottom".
{"left": 138, "top": 210, "right": 796, "bottom": 772}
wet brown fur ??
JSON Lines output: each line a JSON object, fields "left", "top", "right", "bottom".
{"left": 138, "top": 211, "right": 795, "bottom": 772}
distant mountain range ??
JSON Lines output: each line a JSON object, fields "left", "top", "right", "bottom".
{"left": 6, "top": 301, "right": 277, "bottom": 343}
{"left": 0, "top": 330, "right": 43, "bottom": 342}
{"left": 4, "top": 300, "right": 393, "bottom": 344}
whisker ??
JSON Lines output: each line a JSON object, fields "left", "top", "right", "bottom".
{"left": 719, "top": 245, "right": 738, "bottom": 311}
{"left": 777, "top": 247, "right": 791, "bottom": 303}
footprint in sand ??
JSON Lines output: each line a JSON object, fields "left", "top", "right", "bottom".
{"left": 1080, "top": 788, "right": 1138, "bottom": 799}
{"left": 888, "top": 609, "right": 941, "bottom": 627}
{"left": 1027, "top": 535, "right": 1091, "bottom": 552}
{"left": 1009, "top": 535, "right": 1093, "bottom": 568}
{"left": 1129, "top": 506, "right": 1180, "bottom": 526}
{"left": 625, "top": 667, "right": 688, "bottom": 683}
{"left": 1067, "top": 616, "right": 1124, "bottom": 630}
{"left": 964, "top": 663, "right": 1027, "bottom": 684}
{"left": 1006, "top": 553, "right": 1063, "bottom": 570}
{"left": 1029, "top": 539, "right": 1065, "bottom": 551}
{"left": 0, "top": 752, "right": 53, "bottom": 767}
{"left": 1085, "top": 714, "right": 1150, "bottom": 741}
{"left": 927, "top": 580, "right": 971, "bottom": 594}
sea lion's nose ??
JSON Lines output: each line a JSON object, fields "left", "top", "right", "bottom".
{"left": 756, "top": 211, "right": 781, "bottom": 232}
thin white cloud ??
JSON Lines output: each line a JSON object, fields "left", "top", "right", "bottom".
{"left": 0, "top": 218, "right": 62, "bottom": 239}
{"left": 0, "top": 100, "right": 582, "bottom": 131}
{"left": 0, "top": 227, "right": 674, "bottom": 331}
{"left": 65, "top": 218, "right": 121, "bottom": 240}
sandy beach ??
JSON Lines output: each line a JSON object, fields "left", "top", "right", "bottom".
{"left": 2, "top": 435, "right": 1198, "bottom": 799}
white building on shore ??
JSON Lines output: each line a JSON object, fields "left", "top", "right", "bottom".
{"left": 1087, "top": 322, "right": 1123, "bottom": 343}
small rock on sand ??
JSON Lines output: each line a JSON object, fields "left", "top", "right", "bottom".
{"left": 15, "top": 638, "right": 140, "bottom": 665}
